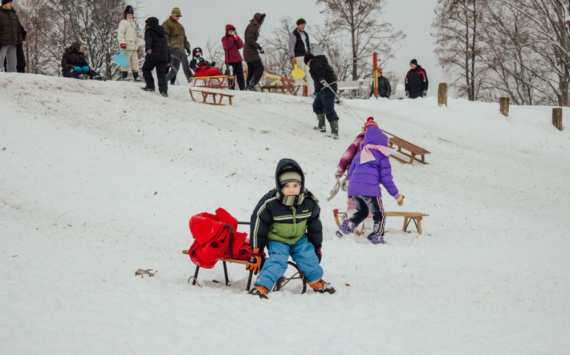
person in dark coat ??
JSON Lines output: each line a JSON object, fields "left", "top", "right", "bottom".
{"left": 2, "top": 7, "right": 25, "bottom": 73}
{"left": 288, "top": 18, "right": 313, "bottom": 96}
{"left": 369, "top": 68, "right": 391, "bottom": 99}
{"left": 61, "top": 41, "right": 103, "bottom": 80}
{"left": 243, "top": 13, "right": 265, "bottom": 91}
{"left": 0, "top": 0, "right": 22, "bottom": 73}
{"left": 141, "top": 17, "right": 170, "bottom": 97}
{"left": 405, "top": 59, "right": 428, "bottom": 99}
{"left": 305, "top": 53, "right": 340, "bottom": 139}
{"left": 222, "top": 24, "right": 245, "bottom": 90}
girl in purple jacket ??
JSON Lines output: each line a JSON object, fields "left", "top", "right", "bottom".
{"left": 336, "top": 126, "right": 404, "bottom": 244}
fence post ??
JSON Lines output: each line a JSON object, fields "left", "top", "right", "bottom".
{"left": 552, "top": 108, "right": 563, "bottom": 131}
{"left": 438, "top": 83, "right": 447, "bottom": 107}
{"left": 373, "top": 52, "right": 378, "bottom": 99}
{"left": 499, "top": 97, "right": 509, "bottom": 117}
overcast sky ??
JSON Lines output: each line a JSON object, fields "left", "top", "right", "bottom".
{"left": 139, "top": 0, "right": 444, "bottom": 95}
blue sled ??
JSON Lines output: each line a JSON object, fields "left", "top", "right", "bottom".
{"left": 112, "top": 50, "right": 130, "bottom": 68}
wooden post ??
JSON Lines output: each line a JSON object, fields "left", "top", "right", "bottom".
{"left": 438, "top": 83, "right": 447, "bottom": 107}
{"left": 552, "top": 108, "right": 563, "bottom": 131}
{"left": 373, "top": 52, "right": 378, "bottom": 99}
{"left": 499, "top": 97, "right": 509, "bottom": 117}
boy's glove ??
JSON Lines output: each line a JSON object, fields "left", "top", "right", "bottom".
{"left": 315, "top": 246, "right": 322, "bottom": 264}
{"left": 246, "top": 248, "right": 265, "bottom": 275}
{"left": 320, "top": 80, "right": 330, "bottom": 89}
{"left": 73, "top": 66, "right": 82, "bottom": 72}
{"left": 120, "top": 43, "right": 127, "bottom": 49}
{"left": 405, "top": 91, "right": 410, "bottom": 98}
{"left": 81, "top": 66, "right": 90, "bottom": 74}
{"left": 395, "top": 194, "right": 405, "bottom": 206}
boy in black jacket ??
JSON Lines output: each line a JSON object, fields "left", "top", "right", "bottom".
{"left": 247, "top": 159, "right": 336, "bottom": 299}
{"left": 304, "top": 53, "right": 340, "bottom": 139}
{"left": 189, "top": 47, "right": 215, "bottom": 71}
{"left": 141, "top": 17, "right": 170, "bottom": 97}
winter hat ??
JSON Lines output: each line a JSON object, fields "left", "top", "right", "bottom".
{"left": 124, "top": 6, "right": 134, "bottom": 15}
{"left": 2, "top": 0, "right": 13, "bottom": 5}
{"left": 171, "top": 7, "right": 182, "bottom": 17}
{"left": 410, "top": 59, "right": 418, "bottom": 65}
{"left": 296, "top": 18, "right": 306, "bottom": 25}
{"left": 279, "top": 166, "right": 302, "bottom": 187}
{"left": 363, "top": 117, "right": 379, "bottom": 131}
{"left": 192, "top": 47, "right": 203, "bottom": 58}
{"left": 304, "top": 53, "right": 314, "bottom": 65}
{"left": 145, "top": 17, "right": 159, "bottom": 27}
{"left": 72, "top": 40, "right": 82, "bottom": 49}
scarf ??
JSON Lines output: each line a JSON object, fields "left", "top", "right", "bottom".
{"left": 275, "top": 188, "right": 318, "bottom": 207}
{"left": 360, "top": 144, "right": 395, "bottom": 164}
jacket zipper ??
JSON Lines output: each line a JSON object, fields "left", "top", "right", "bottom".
{"left": 291, "top": 206, "right": 297, "bottom": 236}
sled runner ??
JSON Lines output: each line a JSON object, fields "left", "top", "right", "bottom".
{"left": 189, "top": 89, "right": 234, "bottom": 106}
{"left": 184, "top": 221, "right": 307, "bottom": 294}
{"left": 190, "top": 75, "right": 235, "bottom": 89}
{"left": 333, "top": 209, "right": 429, "bottom": 235}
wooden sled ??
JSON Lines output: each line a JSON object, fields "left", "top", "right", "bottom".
{"left": 333, "top": 209, "right": 429, "bottom": 235}
{"left": 183, "top": 223, "right": 307, "bottom": 294}
{"left": 189, "top": 89, "right": 234, "bottom": 106}
{"left": 381, "top": 130, "right": 431, "bottom": 165}
{"left": 190, "top": 75, "right": 235, "bottom": 89}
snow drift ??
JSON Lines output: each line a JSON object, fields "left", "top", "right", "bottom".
{"left": 1, "top": 73, "right": 569, "bottom": 354}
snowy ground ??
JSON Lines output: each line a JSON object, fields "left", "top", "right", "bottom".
{"left": 1, "top": 73, "right": 570, "bottom": 354}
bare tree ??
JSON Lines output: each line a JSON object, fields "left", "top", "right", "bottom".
{"left": 432, "top": 0, "right": 488, "bottom": 101}
{"left": 316, "top": 0, "right": 405, "bottom": 80}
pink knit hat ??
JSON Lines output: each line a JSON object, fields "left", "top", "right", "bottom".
{"left": 363, "top": 117, "right": 379, "bottom": 131}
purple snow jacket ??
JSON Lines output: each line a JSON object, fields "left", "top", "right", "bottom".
{"left": 347, "top": 126, "right": 399, "bottom": 198}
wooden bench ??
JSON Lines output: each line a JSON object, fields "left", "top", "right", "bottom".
{"left": 388, "top": 136, "right": 431, "bottom": 165}
{"left": 333, "top": 209, "right": 429, "bottom": 235}
{"left": 189, "top": 89, "right": 234, "bottom": 106}
{"left": 183, "top": 223, "right": 307, "bottom": 293}
{"left": 260, "top": 84, "right": 300, "bottom": 96}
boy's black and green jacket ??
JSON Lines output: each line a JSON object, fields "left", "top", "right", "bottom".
{"left": 250, "top": 159, "right": 323, "bottom": 252}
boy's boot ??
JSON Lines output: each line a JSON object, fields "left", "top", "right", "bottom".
{"left": 326, "top": 120, "right": 339, "bottom": 140}
{"left": 248, "top": 285, "right": 269, "bottom": 299}
{"left": 336, "top": 219, "right": 355, "bottom": 238}
{"left": 121, "top": 71, "right": 128, "bottom": 81}
{"left": 141, "top": 86, "right": 155, "bottom": 92}
{"left": 308, "top": 279, "right": 336, "bottom": 294}
{"left": 314, "top": 113, "right": 326, "bottom": 132}
{"left": 367, "top": 224, "right": 385, "bottom": 245}
{"left": 133, "top": 71, "right": 142, "bottom": 82}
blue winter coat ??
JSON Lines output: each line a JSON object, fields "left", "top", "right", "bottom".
{"left": 347, "top": 126, "right": 399, "bottom": 198}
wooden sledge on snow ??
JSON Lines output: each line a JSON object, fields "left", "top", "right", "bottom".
{"left": 189, "top": 89, "right": 234, "bottom": 106}
{"left": 333, "top": 209, "right": 429, "bottom": 235}
{"left": 381, "top": 129, "right": 431, "bottom": 165}
{"left": 183, "top": 222, "right": 307, "bottom": 293}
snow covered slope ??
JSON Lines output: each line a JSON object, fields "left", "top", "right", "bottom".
{"left": 1, "top": 73, "right": 569, "bottom": 354}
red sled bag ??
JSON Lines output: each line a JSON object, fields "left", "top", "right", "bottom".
{"left": 188, "top": 208, "right": 251, "bottom": 269}
{"left": 194, "top": 66, "right": 221, "bottom": 77}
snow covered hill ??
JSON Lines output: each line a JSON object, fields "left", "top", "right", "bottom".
{"left": 1, "top": 73, "right": 569, "bottom": 354}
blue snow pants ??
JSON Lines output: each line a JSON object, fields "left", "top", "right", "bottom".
{"left": 313, "top": 83, "right": 339, "bottom": 122}
{"left": 254, "top": 235, "right": 323, "bottom": 291}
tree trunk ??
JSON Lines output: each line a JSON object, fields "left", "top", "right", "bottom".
{"left": 552, "top": 108, "right": 563, "bottom": 131}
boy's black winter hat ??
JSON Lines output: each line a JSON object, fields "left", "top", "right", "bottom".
{"left": 2, "top": 0, "right": 13, "bottom": 5}
{"left": 304, "top": 53, "right": 314, "bottom": 65}
{"left": 410, "top": 59, "right": 418, "bottom": 65}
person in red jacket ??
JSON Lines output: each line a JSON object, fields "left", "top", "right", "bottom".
{"left": 222, "top": 24, "right": 245, "bottom": 90}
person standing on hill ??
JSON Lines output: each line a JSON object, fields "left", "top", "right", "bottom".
{"left": 369, "top": 68, "right": 391, "bottom": 99}
{"left": 305, "top": 53, "right": 340, "bottom": 139}
{"left": 2, "top": 6, "right": 25, "bottom": 73}
{"left": 405, "top": 59, "right": 428, "bottom": 99}
{"left": 141, "top": 17, "right": 170, "bottom": 97}
{"left": 0, "top": 0, "right": 22, "bottom": 73}
{"left": 222, "top": 24, "right": 245, "bottom": 90}
{"left": 288, "top": 18, "right": 313, "bottom": 97}
{"left": 243, "top": 13, "right": 266, "bottom": 91}
{"left": 164, "top": 7, "right": 192, "bottom": 84}
{"left": 117, "top": 5, "right": 141, "bottom": 81}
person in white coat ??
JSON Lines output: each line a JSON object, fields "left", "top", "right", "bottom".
{"left": 117, "top": 5, "right": 140, "bottom": 81}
